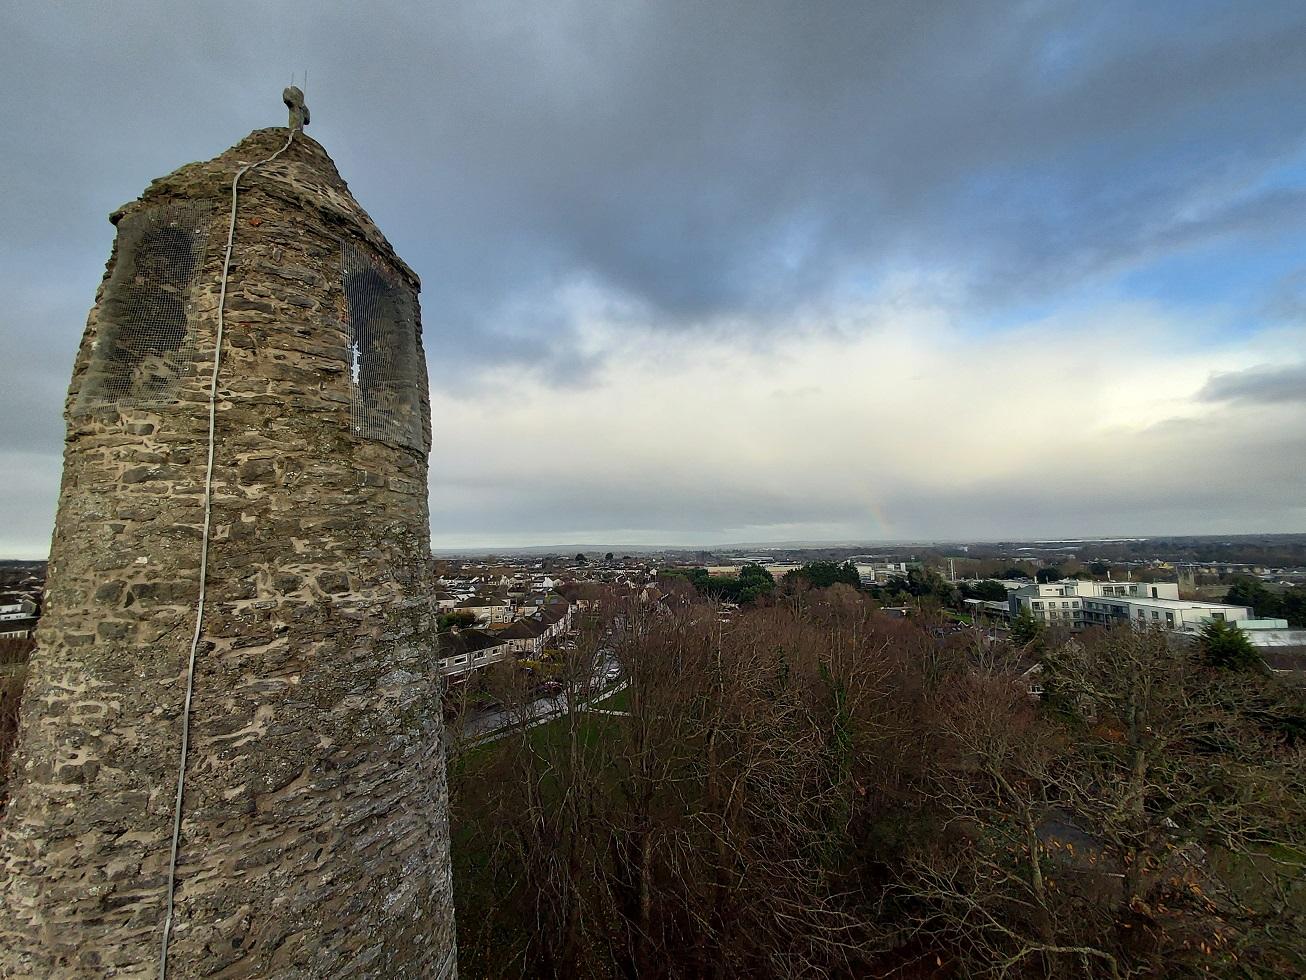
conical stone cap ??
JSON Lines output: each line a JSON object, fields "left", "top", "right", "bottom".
{"left": 114, "top": 128, "right": 419, "bottom": 289}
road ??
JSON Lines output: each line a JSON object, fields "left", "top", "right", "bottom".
{"left": 459, "top": 653, "right": 626, "bottom": 747}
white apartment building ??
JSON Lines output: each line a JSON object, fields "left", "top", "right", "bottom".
{"left": 856, "top": 561, "right": 912, "bottom": 584}
{"left": 1008, "top": 579, "right": 1253, "bottom": 633}
{"left": 1080, "top": 595, "right": 1254, "bottom": 633}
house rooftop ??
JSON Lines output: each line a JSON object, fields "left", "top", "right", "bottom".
{"left": 493, "top": 620, "right": 546, "bottom": 639}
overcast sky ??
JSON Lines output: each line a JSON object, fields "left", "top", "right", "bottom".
{"left": 2, "top": 1, "right": 1305, "bottom": 556}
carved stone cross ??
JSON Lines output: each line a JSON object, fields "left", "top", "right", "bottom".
{"left": 283, "top": 86, "right": 310, "bottom": 130}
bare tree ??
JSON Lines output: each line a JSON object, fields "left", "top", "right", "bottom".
{"left": 894, "top": 627, "right": 1305, "bottom": 977}
{"left": 0, "top": 636, "right": 34, "bottom": 807}
{"left": 447, "top": 592, "right": 1304, "bottom": 978}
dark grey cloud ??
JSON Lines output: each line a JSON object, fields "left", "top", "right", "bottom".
{"left": 3, "top": 1, "right": 1306, "bottom": 552}
{"left": 7, "top": 1, "right": 1305, "bottom": 381}
{"left": 1198, "top": 363, "right": 1306, "bottom": 405}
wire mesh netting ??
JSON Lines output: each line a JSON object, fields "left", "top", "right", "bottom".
{"left": 75, "top": 202, "right": 212, "bottom": 412}
{"left": 341, "top": 242, "right": 425, "bottom": 452}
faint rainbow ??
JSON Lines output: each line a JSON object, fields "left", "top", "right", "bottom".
{"left": 865, "top": 498, "right": 891, "bottom": 536}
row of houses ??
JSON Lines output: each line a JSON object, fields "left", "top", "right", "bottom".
{"left": 0, "top": 592, "right": 40, "bottom": 639}
{"left": 702, "top": 560, "right": 915, "bottom": 585}
{"left": 433, "top": 565, "right": 631, "bottom": 681}
{"left": 437, "top": 598, "right": 576, "bottom": 681}
{"left": 433, "top": 563, "right": 675, "bottom": 682}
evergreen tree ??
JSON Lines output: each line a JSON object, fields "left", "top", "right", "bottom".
{"left": 1010, "top": 607, "right": 1042, "bottom": 646}
{"left": 1200, "top": 619, "right": 1263, "bottom": 673}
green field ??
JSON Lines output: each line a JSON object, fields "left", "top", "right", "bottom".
{"left": 591, "top": 684, "right": 630, "bottom": 712}
{"left": 448, "top": 704, "right": 628, "bottom": 975}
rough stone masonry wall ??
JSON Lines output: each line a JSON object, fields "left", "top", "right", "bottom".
{"left": 0, "top": 130, "right": 457, "bottom": 978}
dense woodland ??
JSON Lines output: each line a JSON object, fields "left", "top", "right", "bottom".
{"left": 448, "top": 587, "right": 1305, "bottom": 978}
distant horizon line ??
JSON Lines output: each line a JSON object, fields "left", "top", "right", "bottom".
{"left": 427, "top": 531, "right": 1306, "bottom": 556}
{"left": 4, "top": 531, "right": 1305, "bottom": 564}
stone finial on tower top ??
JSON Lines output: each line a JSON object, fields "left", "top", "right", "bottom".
{"left": 283, "top": 85, "right": 310, "bottom": 129}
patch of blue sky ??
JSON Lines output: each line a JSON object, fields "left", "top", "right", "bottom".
{"left": 968, "top": 238, "right": 1305, "bottom": 350}
{"left": 971, "top": 294, "right": 1094, "bottom": 338}
{"left": 927, "top": 139, "right": 1306, "bottom": 339}
{"left": 1118, "top": 238, "right": 1306, "bottom": 330}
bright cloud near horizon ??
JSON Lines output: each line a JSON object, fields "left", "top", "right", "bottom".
{"left": 2, "top": 1, "right": 1305, "bottom": 557}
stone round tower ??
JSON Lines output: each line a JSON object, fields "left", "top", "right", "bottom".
{"left": 0, "top": 119, "right": 457, "bottom": 976}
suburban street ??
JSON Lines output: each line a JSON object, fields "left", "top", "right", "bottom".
{"left": 459, "top": 654, "right": 625, "bottom": 746}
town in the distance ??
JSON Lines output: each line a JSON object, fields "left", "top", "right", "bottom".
{"left": 49, "top": 532, "right": 1306, "bottom": 695}
{"left": 439, "top": 533, "right": 1306, "bottom": 693}
{"left": 7, "top": 534, "right": 1305, "bottom": 715}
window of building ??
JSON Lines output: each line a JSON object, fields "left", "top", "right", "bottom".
{"left": 340, "top": 242, "right": 426, "bottom": 452}
{"left": 76, "top": 202, "right": 212, "bottom": 412}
